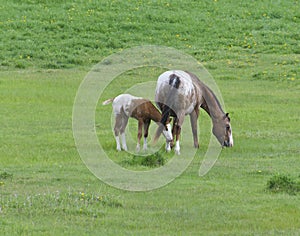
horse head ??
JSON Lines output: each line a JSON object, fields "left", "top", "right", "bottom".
{"left": 212, "top": 113, "right": 233, "bottom": 147}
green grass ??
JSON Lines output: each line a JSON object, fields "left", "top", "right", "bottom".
{"left": 1, "top": 0, "right": 299, "bottom": 71}
{"left": 1, "top": 70, "right": 300, "bottom": 235}
{"left": 1, "top": 0, "right": 300, "bottom": 235}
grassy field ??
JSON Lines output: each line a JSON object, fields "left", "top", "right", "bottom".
{"left": 1, "top": 0, "right": 300, "bottom": 235}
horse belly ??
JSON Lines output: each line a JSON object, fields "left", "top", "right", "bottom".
{"left": 185, "top": 103, "right": 195, "bottom": 114}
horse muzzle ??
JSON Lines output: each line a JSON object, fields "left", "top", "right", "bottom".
{"left": 223, "top": 140, "right": 233, "bottom": 148}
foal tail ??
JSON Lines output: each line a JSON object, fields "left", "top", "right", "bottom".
{"left": 102, "top": 98, "right": 114, "bottom": 105}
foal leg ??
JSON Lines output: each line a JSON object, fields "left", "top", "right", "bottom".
{"left": 143, "top": 120, "right": 151, "bottom": 150}
{"left": 114, "top": 114, "right": 122, "bottom": 151}
{"left": 120, "top": 115, "right": 129, "bottom": 151}
{"left": 190, "top": 108, "right": 199, "bottom": 148}
{"left": 136, "top": 119, "right": 143, "bottom": 152}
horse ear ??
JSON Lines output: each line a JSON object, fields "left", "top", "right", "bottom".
{"left": 224, "top": 113, "right": 230, "bottom": 121}
{"left": 223, "top": 113, "right": 229, "bottom": 119}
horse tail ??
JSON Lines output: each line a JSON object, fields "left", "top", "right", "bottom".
{"left": 102, "top": 98, "right": 114, "bottom": 105}
{"left": 168, "top": 73, "right": 180, "bottom": 89}
{"left": 160, "top": 106, "right": 171, "bottom": 126}
{"left": 153, "top": 105, "right": 170, "bottom": 143}
{"left": 154, "top": 74, "right": 180, "bottom": 142}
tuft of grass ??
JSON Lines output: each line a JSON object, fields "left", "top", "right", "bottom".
{"left": 0, "top": 171, "right": 13, "bottom": 180}
{"left": 123, "top": 152, "right": 166, "bottom": 168}
{"left": 267, "top": 174, "right": 300, "bottom": 195}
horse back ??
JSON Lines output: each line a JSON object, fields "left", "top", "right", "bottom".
{"left": 156, "top": 70, "right": 202, "bottom": 114}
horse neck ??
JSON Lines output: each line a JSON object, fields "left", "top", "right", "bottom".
{"left": 200, "top": 84, "right": 225, "bottom": 122}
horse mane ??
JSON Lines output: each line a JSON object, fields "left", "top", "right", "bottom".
{"left": 201, "top": 84, "right": 224, "bottom": 115}
{"left": 185, "top": 71, "right": 224, "bottom": 118}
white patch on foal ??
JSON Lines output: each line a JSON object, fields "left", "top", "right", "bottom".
{"left": 162, "top": 123, "right": 172, "bottom": 142}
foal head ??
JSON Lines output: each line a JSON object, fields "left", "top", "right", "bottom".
{"left": 162, "top": 120, "right": 173, "bottom": 142}
{"left": 154, "top": 117, "right": 173, "bottom": 144}
{"left": 212, "top": 113, "right": 233, "bottom": 147}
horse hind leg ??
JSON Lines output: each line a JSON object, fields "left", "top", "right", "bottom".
{"left": 174, "top": 113, "right": 185, "bottom": 155}
{"left": 171, "top": 117, "right": 178, "bottom": 149}
{"left": 190, "top": 109, "right": 199, "bottom": 148}
{"left": 174, "top": 126, "right": 181, "bottom": 155}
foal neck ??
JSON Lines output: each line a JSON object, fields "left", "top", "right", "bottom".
{"left": 148, "top": 103, "right": 162, "bottom": 123}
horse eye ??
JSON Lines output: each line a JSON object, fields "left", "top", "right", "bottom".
{"left": 165, "top": 126, "right": 168, "bottom": 131}
{"left": 226, "top": 125, "right": 230, "bottom": 131}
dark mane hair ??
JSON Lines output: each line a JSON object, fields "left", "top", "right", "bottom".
{"left": 160, "top": 73, "right": 181, "bottom": 126}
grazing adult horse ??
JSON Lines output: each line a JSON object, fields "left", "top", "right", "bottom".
{"left": 154, "top": 70, "right": 233, "bottom": 155}
{"left": 103, "top": 94, "right": 172, "bottom": 152}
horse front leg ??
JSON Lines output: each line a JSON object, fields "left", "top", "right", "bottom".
{"left": 174, "top": 114, "right": 184, "bottom": 155}
{"left": 171, "top": 117, "right": 178, "bottom": 149}
{"left": 136, "top": 119, "right": 143, "bottom": 152}
{"left": 190, "top": 108, "right": 199, "bottom": 148}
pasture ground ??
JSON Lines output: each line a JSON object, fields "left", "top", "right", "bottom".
{"left": 1, "top": 0, "right": 300, "bottom": 235}
{"left": 1, "top": 70, "right": 299, "bottom": 235}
